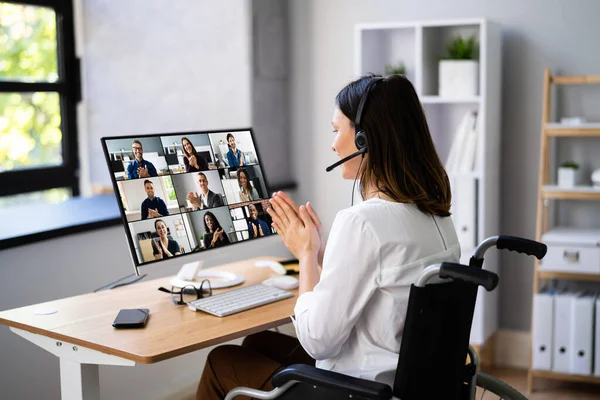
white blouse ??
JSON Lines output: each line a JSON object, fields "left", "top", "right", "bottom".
{"left": 291, "top": 198, "right": 461, "bottom": 388}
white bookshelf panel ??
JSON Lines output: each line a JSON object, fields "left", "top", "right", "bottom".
{"left": 357, "top": 27, "right": 416, "bottom": 83}
{"left": 355, "top": 18, "right": 500, "bottom": 349}
{"left": 422, "top": 102, "right": 480, "bottom": 167}
{"left": 421, "top": 24, "right": 480, "bottom": 96}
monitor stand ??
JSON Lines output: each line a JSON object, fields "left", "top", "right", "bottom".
{"left": 167, "top": 260, "right": 244, "bottom": 289}
{"left": 93, "top": 273, "right": 148, "bottom": 292}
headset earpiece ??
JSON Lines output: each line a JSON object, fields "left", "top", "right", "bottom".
{"left": 354, "top": 77, "right": 384, "bottom": 154}
{"left": 355, "top": 130, "right": 368, "bottom": 152}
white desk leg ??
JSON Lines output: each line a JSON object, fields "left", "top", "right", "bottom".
{"left": 60, "top": 360, "right": 100, "bottom": 400}
{"left": 10, "top": 327, "right": 135, "bottom": 400}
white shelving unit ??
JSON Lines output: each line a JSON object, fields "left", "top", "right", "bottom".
{"left": 355, "top": 18, "right": 502, "bottom": 356}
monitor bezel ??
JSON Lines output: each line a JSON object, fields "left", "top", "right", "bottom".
{"left": 100, "top": 127, "right": 273, "bottom": 276}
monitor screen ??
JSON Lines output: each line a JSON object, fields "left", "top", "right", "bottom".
{"left": 101, "top": 128, "right": 275, "bottom": 270}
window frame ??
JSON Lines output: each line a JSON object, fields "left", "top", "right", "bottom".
{"left": 0, "top": 0, "right": 81, "bottom": 198}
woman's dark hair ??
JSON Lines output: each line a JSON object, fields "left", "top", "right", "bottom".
{"left": 236, "top": 168, "right": 252, "bottom": 192}
{"left": 226, "top": 133, "right": 235, "bottom": 147}
{"left": 203, "top": 211, "right": 223, "bottom": 233}
{"left": 335, "top": 74, "right": 451, "bottom": 216}
{"left": 181, "top": 137, "right": 197, "bottom": 158}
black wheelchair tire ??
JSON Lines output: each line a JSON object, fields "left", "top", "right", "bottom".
{"left": 476, "top": 372, "right": 527, "bottom": 400}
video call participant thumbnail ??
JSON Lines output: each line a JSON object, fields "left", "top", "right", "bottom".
{"left": 141, "top": 179, "right": 169, "bottom": 219}
{"left": 182, "top": 136, "right": 209, "bottom": 172}
{"left": 247, "top": 203, "right": 272, "bottom": 239}
{"left": 187, "top": 172, "right": 224, "bottom": 210}
{"left": 128, "top": 139, "right": 158, "bottom": 179}
{"left": 226, "top": 132, "right": 247, "bottom": 167}
{"left": 237, "top": 168, "right": 259, "bottom": 202}
{"left": 202, "top": 211, "right": 230, "bottom": 249}
{"left": 152, "top": 219, "right": 181, "bottom": 260}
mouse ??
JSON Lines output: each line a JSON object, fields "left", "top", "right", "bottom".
{"left": 254, "top": 260, "right": 287, "bottom": 275}
{"left": 262, "top": 275, "right": 299, "bottom": 290}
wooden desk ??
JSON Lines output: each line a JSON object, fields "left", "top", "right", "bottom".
{"left": 0, "top": 257, "right": 298, "bottom": 400}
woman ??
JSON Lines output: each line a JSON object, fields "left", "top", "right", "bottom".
{"left": 237, "top": 168, "right": 259, "bottom": 202}
{"left": 152, "top": 219, "right": 181, "bottom": 260}
{"left": 181, "top": 137, "right": 208, "bottom": 172}
{"left": 202, "top": 211, "right": 231, "bottom": 249}
{"left": 195, "top": 74, "right": 460, "bottom": 399}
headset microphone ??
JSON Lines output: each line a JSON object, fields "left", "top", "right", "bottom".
{"left": 325, "top": 148, "right": 366, "bottom": 172}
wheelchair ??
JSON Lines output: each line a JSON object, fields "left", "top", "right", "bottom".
{"left": 224, "top": 235, "right": 547, "bottom": 400}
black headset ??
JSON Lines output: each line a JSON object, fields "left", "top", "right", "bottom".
{"left": 353, "top": 76, "right": 385, "bottom": 153}
{"left": 325, "top": 76, "right": 385, "bottom": 173}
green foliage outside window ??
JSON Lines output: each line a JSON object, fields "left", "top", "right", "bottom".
{"left": 0, "top": 3, "right": 62, "bottom": 172}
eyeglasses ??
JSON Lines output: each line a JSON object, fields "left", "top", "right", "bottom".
{"left": 158, "top": 280, "right": 212, "bottom": 305}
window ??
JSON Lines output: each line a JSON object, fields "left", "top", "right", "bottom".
{"left": 0, "top": 0, "right": 80, "bottom": 201}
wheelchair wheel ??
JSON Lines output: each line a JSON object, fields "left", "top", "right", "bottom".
{"left": 475, "top": 372, "right": 527, "bottom": 400}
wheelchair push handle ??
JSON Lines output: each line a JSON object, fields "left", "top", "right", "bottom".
{"left": 496, "top": 235, "right": 547, "bottom": 260}
{"left": 439, "top": 262, "right": 499, "bottom": 292}
{"left": 472, "top": 235, "right": 547, "bottom": 261}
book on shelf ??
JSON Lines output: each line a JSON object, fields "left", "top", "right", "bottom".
{"left": 445, "top": 109, "right": 479, "bottom": 175}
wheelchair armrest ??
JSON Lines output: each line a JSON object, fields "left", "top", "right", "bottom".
{"left": 271, "top": 364, "right": 393, "bottom": 400}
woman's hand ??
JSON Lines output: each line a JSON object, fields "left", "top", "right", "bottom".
{"left": 268, "top": 192, "right": 320, "bottom": 261}
{"left": 269, "top": 192, "right": 326, "bottom": 265}
{"left": 160, "top": 240, "right": 173, "bottom": 257}
{"left": 189, "top": 155, "right": 198, "bottom": 168}
{"left": 153, "top": 240, "right": 163, "bottom": 260}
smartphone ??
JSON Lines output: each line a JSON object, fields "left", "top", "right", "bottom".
{"left": 112, "top": 308, "right": 150, "bottom": 329}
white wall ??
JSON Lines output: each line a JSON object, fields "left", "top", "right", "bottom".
{"left": 76, "top": 0, "right": 253, "bottom": 193}
{"left": 288, "top": 0, "right": 600, "bottom": 331}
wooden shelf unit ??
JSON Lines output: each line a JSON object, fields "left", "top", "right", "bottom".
{"left": 538, "top": 271, "right": 600, "bottom": 283}
{"left": 541, "top": 186, "right": 600, "bottom": 200}
{"left": 531, "top": 370, "right": 600, "bottom": 385}
{"left": 529, "top": 68, "right": 600, "bottom": 393}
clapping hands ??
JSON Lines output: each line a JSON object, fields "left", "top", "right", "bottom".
{"left": 267, "top": 191, "right": 325, "bottom": 263}
{"left": 187, "top": 192, "right": 202, "bottom": 209}
{"left": 189, "top": 155, "right": 199, "bottom": 169}
{"left": 137, "top": 166, "right": 150, "bottom": 178}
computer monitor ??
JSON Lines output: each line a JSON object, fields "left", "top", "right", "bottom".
{"left": 101, "top": 128, "right": 274, "bottom": 276}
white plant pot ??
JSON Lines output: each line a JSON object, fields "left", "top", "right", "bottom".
{"left": 439, "top": 60, "right": 479, "bottom": 98}
{"left": 557, "top": 167, "right": 579, "bottom": 188}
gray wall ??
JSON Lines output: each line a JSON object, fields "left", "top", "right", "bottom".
{"left": 287, "top": 0, "right": 600, "bottom": 331}
{"left": 78, "top": 0, "right": 252, "bottom": 194}
{"left": 252, "top": 0, "right": 292, "bottom": 187}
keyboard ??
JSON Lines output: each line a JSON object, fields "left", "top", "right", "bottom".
{"left": 187, "top": 283, "right": 294, "bottom": 317}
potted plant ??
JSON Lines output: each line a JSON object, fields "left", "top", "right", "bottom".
{"left": 438, "top": 34, "right": 479, "bottom": 98}
{"left": 384, "top": 62, "right": 406, "bottom": 76}
{"left": 557, "top": 161, "right": 580, "bottom": 188}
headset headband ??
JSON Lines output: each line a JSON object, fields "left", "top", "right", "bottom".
{"left": 354, "top": 77, "right": 384, "bottom": 130}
